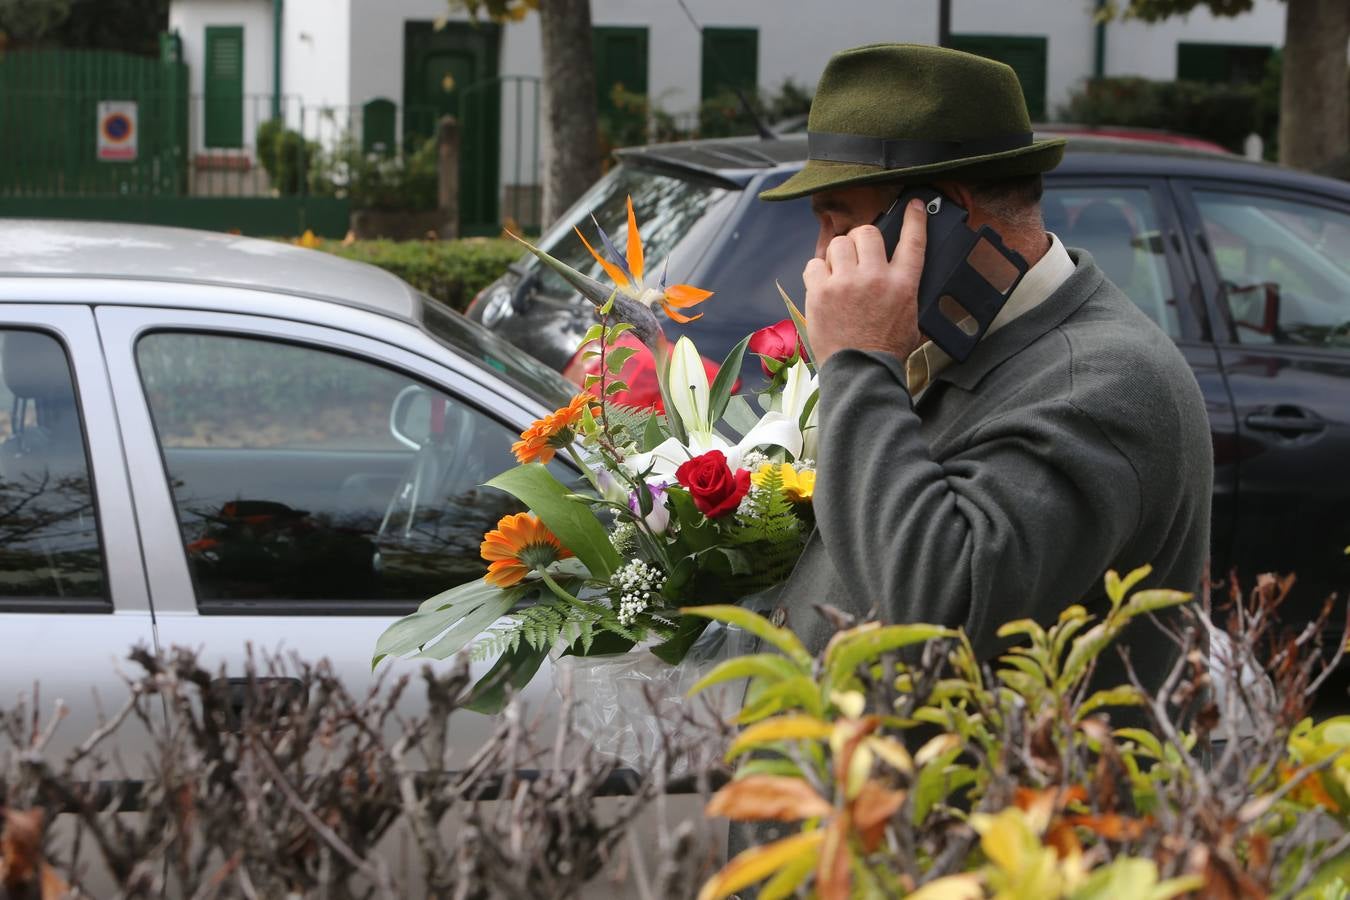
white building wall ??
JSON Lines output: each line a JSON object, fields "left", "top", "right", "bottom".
{"left": 281, "top": 0, "right": 353, "bottom": 144}
{"left": 168, "top": 0, "right": 275, "bottom": 154}
{"left": 1104, "top": 0, "right": 1284, "bottom": 82}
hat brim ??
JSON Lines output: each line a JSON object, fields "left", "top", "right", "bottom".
{"left": 758, "top": 137, "right": 1067, "bottom": 202}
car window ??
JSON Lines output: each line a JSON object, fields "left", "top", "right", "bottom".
{"left": 135, "top": 332, "right": 545, "bottom": 608}
{"left": 528, "top": 164, "right": 736, "bottom": 298}
{"left": 1043, "top": 186, "right": 1181, "bottom": 337}
{"left": 0, "top": 329, "right": 106, "bottom": 603}
{"left": 1194, "top": 191, "right": 1350, "bottom": 348}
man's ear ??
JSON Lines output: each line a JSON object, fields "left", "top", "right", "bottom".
{"left": 933, "top": 180, "right": 989, "bottom": 229}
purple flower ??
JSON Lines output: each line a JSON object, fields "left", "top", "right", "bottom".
{"left": 628, "top": 481, "right": 670, "bottom": 534}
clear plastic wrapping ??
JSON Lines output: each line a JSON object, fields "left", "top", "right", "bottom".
{"left": 553, "top": 621, "right": 759, "bottom": 769}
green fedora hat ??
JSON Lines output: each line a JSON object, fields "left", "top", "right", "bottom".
{"left": 760, "top": 43, "right": 1065, "bottom": 202}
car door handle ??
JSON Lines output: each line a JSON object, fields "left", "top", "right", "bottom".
{"left": 1244, "top": 408, "right": 1326, "bottom": 436}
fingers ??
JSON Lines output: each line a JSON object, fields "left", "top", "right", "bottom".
{"left": 891, "top": 197, "right": 927, "bottom": 275}
{"left": 803, "top": 257, "right": 828, "bottom": 294}
{"left": 825, "top": 233, "right": 857, "bottom": 272}
{"left": 850, "top": 224, "right": 888, "bottom": 269}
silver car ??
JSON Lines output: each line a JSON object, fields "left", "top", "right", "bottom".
{"left": 0, "top": 220, "right": 585, "bottom": 761}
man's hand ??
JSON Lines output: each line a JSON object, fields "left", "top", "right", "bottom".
{"left": 803, "top": 197, "right": 928, "bottom": 368}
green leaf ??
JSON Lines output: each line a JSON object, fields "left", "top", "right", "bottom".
{"left": 775, "top": 280, "right": 815, "bottom": 366}
{"left": 464, "top": 641, "right": 549, "bottom": 715}
{"left": 604, "top": 380, "right": 628, "bottom": 395}
{"left": 1115, "top": 727, "right": 1164, "bottom": 759}
{"left": 421, "top": 590, "right": 520, "bottom": 660}
{"left": 681, "top": 605, "right": 812, "bottom": 667}
{"left": 642, "top": 412, "right": 665, "bottom": 452}
{"left": 733, "top": 758, "right": 806, "bottom": 779}
{"left": 374, "top": 579, "right": 516, "bottom": 666}
{"left": 1057, "top": 621, "right": 1113, "bottom": 691}
{"left": 734, "top": 675, "right": 822, "bottom": 719}
{"left": 1123, "top": 589, "right": 1192, "bottom": 617}
{"left": 996, "top": 618, "right": 1046, "bottom": 641}
{"left": 825, "top": 624, "right": 954, "bottom": 689}
{"left": 1078, "top": 685, "right": 1145, "bottom": 718}
{"left": 1105, "top": 564, "right": 1152, "bottom": 606}
{"left": 759, "top": 841, "right": 819, "bottom": 900}
{"left": 581, "top": 324, "right": 604, "bottom": 344}
{"left": 562, "top": 628, "right": 636, "bottom": 658}
{"left": 723, "top": 394, "right": 761, "bottom": 438}
{"left": 709, "top": 334, "right": 751, "bottom": 425}
{"left": 688, "top": 653, "right": 807, "bottom": 695}
{"left": 486, "top": 463, "right": 621, "bottom": 579}
{"left": 650, "top": 615, "right": 711, "bottom": 665}
{"left": 606, "top": 345, "right": 639, "bottom": 374}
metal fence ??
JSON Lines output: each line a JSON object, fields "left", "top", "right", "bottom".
{"left": 0, "top": 47, "right": 542, "bottom": 235}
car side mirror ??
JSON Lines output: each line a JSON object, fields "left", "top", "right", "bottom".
{"left": 1228, "top": 281, "right": 1281, "bottom": 336}
{"left": 390, "top": 386, "right": 433, "bottom": 449}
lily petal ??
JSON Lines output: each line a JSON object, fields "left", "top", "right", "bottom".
{"left": 625, "top": 196, "right": 645, "bottom": 284}
{"left": 664, "top": 283, "right": 714, "bottom": 308}
{"left": 575, "top": 225, "right": 630, "bottom": 288}
{"left": 735, "top": 410, "right": 803, "bottom": 462}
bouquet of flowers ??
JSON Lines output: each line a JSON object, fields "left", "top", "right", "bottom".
{"left": 373, "top": 198, "right": 820, "bottom": 712}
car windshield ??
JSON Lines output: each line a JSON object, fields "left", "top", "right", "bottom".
{"left": 420, "top": 298, "right": 575, "bottom": 406}
{"left": 526, "top": 164, "right": 735, "bottom": 297}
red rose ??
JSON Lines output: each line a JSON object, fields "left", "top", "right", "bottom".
{"left": 675, "top": 450, "right": 751, "bottom": 519}
{"left": 748, "top": 319, "right": 807, "bottom": 376}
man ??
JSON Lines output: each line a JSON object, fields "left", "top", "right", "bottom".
{"left": 759, "top": 44, "right": 1213, "bottom": 695}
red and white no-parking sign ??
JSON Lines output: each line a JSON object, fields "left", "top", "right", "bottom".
{"left": 97, "top": 100, "right": 138, "bottom": 161}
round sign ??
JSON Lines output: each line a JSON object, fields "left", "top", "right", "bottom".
{"left": 102, "top": 113, "right": 132, "bottom": 143}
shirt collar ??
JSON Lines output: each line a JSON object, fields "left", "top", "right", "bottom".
{"left": 906, "top": 232, "right": 1075, "bottom": 399}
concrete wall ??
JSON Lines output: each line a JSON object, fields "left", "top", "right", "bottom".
{"left": 281, "top": 0, "right": 353, "bottom": 144}
{"left": 1104, "top": 0, "right": 1285, "bottom": 82}
{"left": 168, "top": 0, "right": 276, "bottom": 154}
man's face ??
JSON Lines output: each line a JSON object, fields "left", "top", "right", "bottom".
{"left": 809, "top": 184, "right": 901, "bottom": 259}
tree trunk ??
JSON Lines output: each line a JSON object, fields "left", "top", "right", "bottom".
{"left": 537, "top": 0, "right": 602, "bottom": 226}
{"left": 1278, "top": 0, "right": 1350, "bottom": 171}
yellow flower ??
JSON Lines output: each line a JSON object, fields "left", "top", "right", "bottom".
{"left": 295, "top": 229, "right": 321, "bottom": 249}
{"left": 479, "top": 513, "right": 572, "bottom": 588}
{"left": 511, "top": 393, "right": 595, "bottom": 464}
{"left": 753, "top": 463, "right": 815, "bottom": 503}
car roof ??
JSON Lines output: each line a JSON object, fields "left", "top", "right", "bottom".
{"left": 616, "top": 134, "right": 1350, "bottom": 198}
{"left": 0, "top": 219, "right": 422, "bottom": 321}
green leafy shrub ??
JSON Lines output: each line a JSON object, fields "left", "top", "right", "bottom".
{"left": 1059, "top": 77, "right": 1275, "bottom": 154}
{"left": 691, "top": 566, "right": 1350, "bottom": 899}
{"left": 256, "top": 118, "right": 318, "bottom": 196}
{"left": 315, "top": 237, "right": 523, "bottom": 311}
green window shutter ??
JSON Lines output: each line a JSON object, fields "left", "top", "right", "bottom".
{"left": 1177, "top": 42, "right": 1273, "bottom": 85}
{"left": 701, "top": 28, "right": 758, "bottom": 103}
{"left": 593, "top": 27, "right": 649, "bottom": 114}
{"left": 204, "top": 25, "right": 244, "bottom": 148}
{"left": 949, "top": 34, "right": 1047, "bottom": 121}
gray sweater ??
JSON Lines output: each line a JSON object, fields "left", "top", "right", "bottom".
{"left": 779, "top": 251, "right": 1213, "bottom": 698}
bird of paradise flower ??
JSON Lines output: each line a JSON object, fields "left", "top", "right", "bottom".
{"left": 507, "top": 196, "right": 714, "bottom": 347}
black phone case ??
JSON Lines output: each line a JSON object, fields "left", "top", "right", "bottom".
{"left": 873, "top": 187, "right": 1029, "bottom": 363}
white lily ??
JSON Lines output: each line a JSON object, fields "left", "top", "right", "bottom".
{"left": 780, "top": 358, "right": 821, "bottom": 460}
{"left": 624, "top": 338, "right": 809, "bottom": 480}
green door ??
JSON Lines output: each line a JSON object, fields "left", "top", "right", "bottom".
{"left": 949, "top": 34, "right": 1047, "bottom": 121}
{"left": 204, "top": 26, "right": 244, "bottom": 148}
{"left": 404, "top": 21, "right": 500, "bottom": 234}
{"left": 1177, "top": 42, "right": 1273, "bottom": 85}
{"left": 701, "top": 27, "right": 758, "bottom": 102}
{"left": 593, "top": 26, "right": 648, "bottom": 148}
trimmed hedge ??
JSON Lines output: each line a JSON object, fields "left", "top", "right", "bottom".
{"left": 317, "top": 237, "right": 524, "bottom": 312}
{"left": 1059, "top": 75, "right": 1278, "bottom": 156}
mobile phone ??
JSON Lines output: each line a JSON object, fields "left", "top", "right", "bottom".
{"left": 872, "top": 187, "right": 1030, "bottom": 362}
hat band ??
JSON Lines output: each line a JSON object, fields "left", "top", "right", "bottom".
{"left": 807, "top": 130, "right": 1034, "bottom": 168}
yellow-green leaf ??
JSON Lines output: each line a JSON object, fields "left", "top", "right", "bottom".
{"left": 907, "top": 873, "right": 984, "bottom": 900}
{"left": 696, "top": 829, "right": 825, "bottom": 900}
{"left": 1105, "top": 564, "right": 1152, "bottom": 606}
{"left": 825, "top": 624, "right": 954, "bottom": 689}
{"left": 687, "top": 653, "right": 805, "bottom": 696}
{"left": 759, "top": 842, "right": 820, "bottom": 900}
{"left": 682, "top": 605, "right": 812, "bottom": 666}
{"left": 1079, "top": 685, "right": 1144, "bottom": 719}
{"left": 1123, "top": 588, "right": 1192, "bottom": 617}
{"left": 727, "top": 715, "right": 834, "bottom": 760}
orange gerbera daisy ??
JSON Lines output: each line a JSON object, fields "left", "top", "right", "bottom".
{"left": 480, "top": 512, "right": 573, "bottom": 588}
{"left": 512, "top": 393, "right": 595, "bottom": 464}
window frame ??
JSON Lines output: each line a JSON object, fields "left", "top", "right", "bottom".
{"left": 1043, "top": 174, "right": 1208, "bottom": 344}
{"left": 1172, "top": 178, "right": 1350, "bottom": 353}
{"left": 0, "top": 306, "right": 148, "bottom": 614}
{"left": 96, "top": 304, "right": 564, "bottom": 617}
